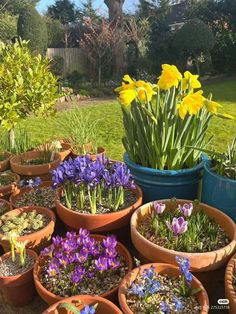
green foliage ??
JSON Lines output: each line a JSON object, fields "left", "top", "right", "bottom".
{"left": 0, "top": 13, "right": 17, "bottom": 43}
{"left": 17, "top": 5, "right": 48, "bottom": 54}
{"left": 50, "top": 55, "right": 64, "bottom": 77}
{"left": 0, "top": 0, "right": 38, "bottom": 15}
{"left": 47, "top": 0, "right": 80, "bottom": 25}
{"left": 46, "top": 17, "right": 64, "bottom": 48}
{"left": 0, "top": 128, "right": 34, "bottom": 154}
{"left": 0, "top": 40, "right": 59, "bottom": 134}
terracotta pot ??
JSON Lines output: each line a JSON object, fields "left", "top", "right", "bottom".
{"left": 118, "top": 263, "right": 209, "bottom": 314}
{"left": 0, "top": 172, "right": 20, "bottom": 198}
{"left": 0, "top": 199, "right": 12, "bottom": 214}
{"left": 55, "top": 184, "right": 142, "bottom": 232}
{"left": 0, "top": 206, "right": 56, "bottom": 253}
{"left": 131, "top": 199, "right": 236, "bottom": 272}
{"left": 70, "top": 146, "right": 106, "bottom": 161}
{"left": 43, "top": 295, "right": 123, "bottom": 314}
{"left": 9, "top": 181, "right": 54, "bottom": 209}
{"left": 59, "top": 143, "right": 72, "bottom": 161}
{"left": 225, "top": 253, "right": 236, "bottom": 313}
{"left": 0, "top": 152, "right": 11, "bottom": 172}
{"left": 34, "top": 234, "right": 133, "bottom": 305}
{"left": 10, "top": 150, "right": 61, "bottom": 177}
{"left": 0, "top": 249, "right": 38, "bottom": 306}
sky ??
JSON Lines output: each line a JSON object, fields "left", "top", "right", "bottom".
{"left": 37, "top": 0, "right": 139, "bottom": 15}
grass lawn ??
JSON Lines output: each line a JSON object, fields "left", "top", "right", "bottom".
{"left": 19, "top": 78, "right": 236, "bottom": 161}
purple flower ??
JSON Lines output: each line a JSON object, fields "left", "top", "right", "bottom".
{"left": 176, "top": 256, "right": 193, "bottom": 283}
{"left": 95, "top": 257, "right": 108, "bottom": 271}
{"left": 90, "top": 244, "right": 101, "bottom": 257}
{"left": 66, "top": 231, "right": 77, "bottom": 240}
{"left": 52, "top": 235, "right": 63, "bottom": 246}
{"left": 102, "top": 235, "right": 117, "bottom": 249}
{"left": 47, "top": 262, "right": 59, "bottom": 276}
{"left": 178, "top": 203, "right": 193, "bottom": 217}
{"left": 79, "top": 228, "right": 90, "bottom": 239}
{"left": 75, "top": 250, "right": 88, "bottom": 263}
{"left": 34, "top": 177, "right": 42, "bottom": 187}
{"left": 41, "top": 246, "right": 53, "bottom": 257}
{"left": 105, "top": 248, "right": 117, "bottom": 259}
{"left": 172, "top": 295, "right": 184, "bottom": 311}
{"left": 166, "top": 217, "right": 188, "bottom": 235}
{"left": 160, "top": 301, "right": 170, "bottom": 313}
{"left": 129, "top": 283, "right": 145, "bottom": 297}
{"left": 71, "top": 265, "right": 85, "bottom": 283}
{"left": 143, "top": 265, "right": 155, "bottom": 280}
{"left": 82, "top": 236, "right": 95, "bottom": 250}
{"left": 62, "top": 239, "right": 78, "bottom": 253}
{"left": 107, "top": 258, "right": 121, "bottom": 269}
{"left": 148, "top": 280, "right": 161, "bottom": 293}
{"left": 153, "top": 201, "right": 166, "bottom": 214}
{"left": 80, "top": 305, "right": 96, "bottom": 314}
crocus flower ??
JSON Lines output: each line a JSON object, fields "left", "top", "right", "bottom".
{"left": 47, "top": 262, "right": 59, "bottom": 277}
{"left": 153, "top": 201, "right": 166, "bottom": 214}
{"left": 75, "top": 250, "right": 88, "bottom": 263}
{"left": 102, "top": 235, "right": 117, "bottom": 249}
{"left": 166, "top": 217, "right": 188, "bottom": 235}
{"left": 80, "top": 305, "right": 96, "bottom": 314}
{"left": 41, "top": 246, "right": 53, "bottom": 257}
{"left": 108, "top": 258, "right": 121, "bottom": 269}
{"left": 62, "top": 239, "right": 78, "bottom": 253}
{"left": 52, "top": 235, "right": 63, "bottom": 246}
{"left": 95, "top": 257, "right": 108, "bottom": 271}
{"left": 178, "top": 203, "right": 193, "bottom": 217}
{"left": 105, "top": 247, "right": 117, "bottom": 259}
{"left": 79, "top": 228, "right": 90, "bottom": 239}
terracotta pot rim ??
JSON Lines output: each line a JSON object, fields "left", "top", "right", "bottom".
{"left": 34, "top": 234, "right": 133, "bottom": 302}
{"left": 10, "top": 151, "right": 61, "bottom": 169}
{"left": 9, "top": 181, "right": 53, "bottom": 208}
{"left": 225, "top": 252, "right": 236, "bottom": 304}
{"left": 0, "top": 249, "right": 38, "bottom": 280}
{"left": 131, "top": 198, "right": 236, "bottom": 257}
{"left": 0, "top": 206, "right": 56, "bottom": 242}
{"left": 55, "top": 184, "right": 142, "bottom": 217}
{"left": 0, "top": 171, "right": 20, "bottom": 183}
{"left": 118, "top": 262, "right": 209, "bottom": 314}
{"left": 72, "top": 146, "right": 105, "bottom": 156}
{"left": 43, "top": 294, "right": 122, "bottom": 314}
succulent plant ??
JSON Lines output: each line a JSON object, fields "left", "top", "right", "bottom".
{"left": 0, "top": 210, "right": 48, "bottom": 236}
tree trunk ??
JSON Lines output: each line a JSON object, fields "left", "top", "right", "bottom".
{"left": 104, "top": 0, "right": 125, "bottom": 75}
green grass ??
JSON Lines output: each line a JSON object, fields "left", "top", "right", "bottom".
{"left": 18, "top": 78, "right": 236, "bottom": 161}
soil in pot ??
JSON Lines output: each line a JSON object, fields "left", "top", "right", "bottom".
{"left": 0, "top": 171, "right": 17, "bottom": 186}
{"left": 12, "top": 186, "right": 56, "bottom": 209}
{"left": 0, "top": 249, "right": 38, "bottom": 306}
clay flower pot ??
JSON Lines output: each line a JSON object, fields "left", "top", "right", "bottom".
{"left": 9, "top": 181, "right": 54, "bottom": 209}
{"left": 118, "top": 263, "right": 209, "bottom": 314}
{"left": 10, "top": 150, "right": 61, "bottom": 178}
{"left": 131, "top": 199, "right": 236, "bottom": 272}
{"left": 0, "top": 206, "right": 56, "bottom": 253}
{"left": 70, "top": 146, "right": 106, "bottom": 161}
{"left": 225, "top": 253, "right": 236, "bottom": 314}
{"left": 43, "top": 295, "right": 123, "bottom": 314}
{"left": 33, "top": 234, "right": 133, "bottom": 305}
{"left": 55, "top": 184, "right": 142, "bottom": 232}
{"left": 0, "top": 172, "right": 20, "bottom": 198}
{"left": 0, "top": 249, "right": 38, "bottom": 306}
{"left": 59, "top": 143, "right": 72, "bottom": 161}
{"left": 0, "top": 199, "right": 12, "bottom": 214}
{"left": 0, "top": 152, "right": 11, "bottom": 172}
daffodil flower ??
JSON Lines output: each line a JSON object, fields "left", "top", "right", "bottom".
{"left": 157, "top": 64, "right": 182, "bottom": 90}
{"left": 182, "top": 71, "right": 201, "bottom": 90}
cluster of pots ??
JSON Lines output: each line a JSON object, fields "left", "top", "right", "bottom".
{"left": 0, "top": 148, "right": 236, "bottom": 313}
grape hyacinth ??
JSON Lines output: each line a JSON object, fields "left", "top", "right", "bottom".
{"left": 40, "top": 229, "right": 125, "bottom": 296}
{"left": 51, "top": 156, "right": 135, "bottom": 213}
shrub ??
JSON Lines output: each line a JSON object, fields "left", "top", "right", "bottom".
{"left": 0, "top": 14, "right": 17, "bottom": 43}
{"left": 17, "top": 5, "right": 48, "bottom": 54}
{"left": 50, "top": 55, "right": 64, "bottom": 77}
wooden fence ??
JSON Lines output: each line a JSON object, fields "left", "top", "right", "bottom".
{"left": 46, "top": 48, "right": 85, "bottom": 75}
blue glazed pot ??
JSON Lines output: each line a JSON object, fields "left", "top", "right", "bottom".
{"left": 124, "top": 153, "right": 207, "bottom": 203}
{"left": 202, "top": 161, "right": 236, "bottom": 222}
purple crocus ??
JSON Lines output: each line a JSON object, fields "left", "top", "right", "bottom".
{"left": 62, "top": 239, "right": 78, "bottom": 253}
{"left": 75, "top": 250, "right": 88, "bottom": 263}
{"left": 79, "top": 228, "right": 90, "bottom": 239}
{"left": 102, "top": 235, "right": 117, "bottom": 249}
{"left": 71, "top": 265, "right": 85, "bottom": 283}
{"left": 166, "top": 217, "right": 188, "bottom": 235}
{"left": 107, "top": 258, "right": 121, "bottom": 269}
{"left": 105, "top": 247, "right": 118, "bottom": 259}
{"left": 153, "top": 201, "right": 166, "bottom": 215}
{"left": 178, "top": 203, "right": 193, "bottom": 217}
{"left": 47, "top": 262, "right": 59, "bottom": 276}
{"left": 95, "top": 257, "right": 108, "bottom": 271}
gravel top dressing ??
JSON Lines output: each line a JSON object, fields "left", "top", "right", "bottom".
{"left": 0, "top": 254, "right": 34, "bottom": 277}
{"left": 15, "top": 187, "right": 56, "bottom": 209}
{"left": 0, "top": 173, "right": 15, "bottom": 186}
{"left": 61, "top": 189, "right": 137, "bottom": 214}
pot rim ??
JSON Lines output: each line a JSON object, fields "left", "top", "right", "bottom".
{"left": 124, "top": 152, "right": 208, "bottom": 176}
{"left": 225, "top": 252, "right": 236, "bottom": 304}
{"left": 0, "top": 206, "right": 56, "bottom": 242}
{"left": 71, "top": 146, "right": 105, "bottom": 157}
{"left": 118, "top": 262, "right": 209, "bottom": 314}
{"left": 43, "top": 294, "right": 123, "bottom": 314}
{"left": 0, "top": 249, "right": 38, "bottom": 280}
{"left": 131, "top": 199, "right": 236, "bottom": 257}
{"left": 204, "top": 160, "right": 236, "bottom": 184}
{"left": 55, "top": 183, "right": 143, "bottom": 217}
{"left": 10, "top": 151, "right": 61, "bottom": 169}
{"left": 33, "top": 234, "right": 133, "bottom": 302}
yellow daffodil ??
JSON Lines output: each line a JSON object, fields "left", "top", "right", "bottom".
{"left": 182, "top": 71, "right": 201, "bottom": 90}
{"left": 115, "top": 75, "right": 156, "bottom": 105}
{"left": 205, "top": 100, "right": 221, "bottom": 114}
{"left": 178, "top": 90, "right": 205, "bottom": 119}
{"left": 157, "top": 64, "right": 182, "bottom": 90}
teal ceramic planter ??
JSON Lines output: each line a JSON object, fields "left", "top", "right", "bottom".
{"left": 202, "top": 161, "right": 236, "bottom": 222}
{"left": 124, "top": 153, "right": 207, "bottom": 203}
